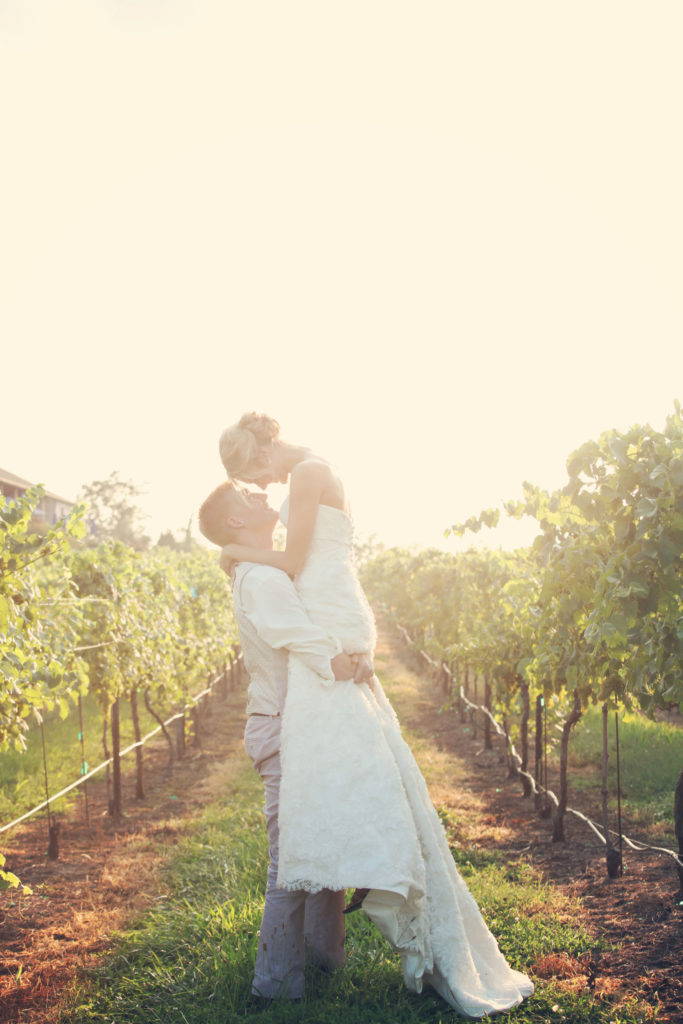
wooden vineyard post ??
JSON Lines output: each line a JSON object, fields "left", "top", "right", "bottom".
{"left": 203, "top": 672, "right": 213, "bottom": 721}
{"left": 503, "top": 715, "right": 517, "bottom": 779}
{"left": 601, "top": 703, "right": 620, "bottom": 877}
{"left": 460, "top": 667, "right": 467, "bottom": 723}
{"left": 130, "top": 689, "right": 144, "bottom": 800}
{"left": 484, "top": 675, "right": 492, "bottom": 750}
{"left": 111, "top": 698, "right": 122, "bottom": 821}
{"left": 519, "top": 680, "right": 532, "bottom": 797}
{"left": 674, "top": 768, "right": 683, "bottom": 892}
{"left": 176, "top": 710, "right": 186, "bottom": 759}
{"left": 472, "top": 676, "right": 478, "bottom": 741}
{"left": 601, "top": 703, "right": 611, "bottom": 860}
{"left": 102, "top": 712, "right": 114, "bottom": 817}
{"left": 78, "top": 694, "right": 90, "bottom": 829}
{"left": 540, "top": 697, "right": 552, "bottom": 818}
{"left": 191, "top": 704, "right": 201, "bottom": 750}
{"left": 41, "top": 720, "right": 59, "bottom": 860}
{"left": 534, "top": 695, "right": 543, "bottom": 811}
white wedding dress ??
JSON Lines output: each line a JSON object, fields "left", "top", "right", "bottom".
{"left": 277, "top": 500, "right": 534, "bottom": 1017}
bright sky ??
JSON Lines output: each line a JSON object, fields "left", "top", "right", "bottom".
{"left": 2, "top": 1, "right": 681, "bottom": 552}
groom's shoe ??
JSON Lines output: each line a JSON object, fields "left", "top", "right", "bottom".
{"left": 343, "top": 887, "right": 370, "bottom": 914}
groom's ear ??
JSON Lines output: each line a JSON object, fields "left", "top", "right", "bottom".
{"left": 226, "top": 515, "right": 245, "bottom": 529}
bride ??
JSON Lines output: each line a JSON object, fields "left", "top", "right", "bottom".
{"left": 218, "top": 412, "right": 534, "bottom": 1018}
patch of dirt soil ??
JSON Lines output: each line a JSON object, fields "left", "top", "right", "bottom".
{"left": 382, "top": 628, "right": 683, "bottom": 1024}
{"left": 0, "top": 673, "right": 250, "bottom": 1024}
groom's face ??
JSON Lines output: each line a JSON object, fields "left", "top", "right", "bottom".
{"left": 228, "top": 486, "right": 279, "bottom": 532}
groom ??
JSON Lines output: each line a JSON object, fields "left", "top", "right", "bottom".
{"left": 198, "top": 481, "right": 372, "bottom": 1000}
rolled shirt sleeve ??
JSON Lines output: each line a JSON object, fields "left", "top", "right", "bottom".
{"left": 239, "top": 566, "right": 342, "bottom": 685}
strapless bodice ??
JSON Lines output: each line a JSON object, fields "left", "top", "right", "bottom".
{"left": 278, "top": 495, "right": 356, "bottom": 569}
{"left": 279, "top": 496, "right": 353, "bottom": 552}
{"left": 279, "top": 497, "right": 375, "bottom": 653}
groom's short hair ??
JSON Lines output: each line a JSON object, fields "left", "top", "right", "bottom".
{"left": 198, "top": 481, "right": 239, "bottom": 547}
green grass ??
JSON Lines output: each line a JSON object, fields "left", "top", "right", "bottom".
{"left": 568, "top": 705, "right": 683, "bottom": 830}
{"left": 0, "top": 692, "right": 161, "bottom": 824}
{"left": 62, "top": 764, "right": 653, "bottom": 1024}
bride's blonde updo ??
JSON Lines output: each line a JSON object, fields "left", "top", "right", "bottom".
{"left": 219, "top": 412, "right": 280, "bottom": 478}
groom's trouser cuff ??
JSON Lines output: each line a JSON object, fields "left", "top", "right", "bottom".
{"left": 248, "top": 744, "right": 345, "bottom": 998}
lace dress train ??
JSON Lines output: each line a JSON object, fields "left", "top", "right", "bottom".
{"left": 276, "top": 502, "right": 533, "bottom": 1017}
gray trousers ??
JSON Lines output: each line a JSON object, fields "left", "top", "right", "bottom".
{"left": 244, "top": 716, "right": 346, "bottom": 999}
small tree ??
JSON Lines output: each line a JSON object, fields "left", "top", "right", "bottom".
{"left": 79, "top": 472, "right": 151, "bottom": 550}
{"left": 156, "top": 530, "right": 180, "bottom": 550}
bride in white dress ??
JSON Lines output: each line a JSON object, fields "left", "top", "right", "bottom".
{"left": 219, "top": 413, "right": 534, "bottom": 1018}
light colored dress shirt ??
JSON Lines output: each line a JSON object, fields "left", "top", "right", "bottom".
{"left": 232, "top": 563, "right": 342, "bottom": 717}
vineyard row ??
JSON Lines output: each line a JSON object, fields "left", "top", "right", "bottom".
{"left": 1, "top": 487, "right": 239, "bottom": 890}
{"left": 389, "top": 614, "right": 683, "bottom": 884}
{"left": 360, "top": 410, "right": 683, "bottom": 889}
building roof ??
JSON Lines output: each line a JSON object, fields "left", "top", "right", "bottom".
{"left": 0, "top": 467, "right": 75, "bottom": 506}
{"left": 0, "top": 467, "right": 33, "bottom": 489}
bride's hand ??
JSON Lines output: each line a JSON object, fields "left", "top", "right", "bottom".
{"left": 351, "top": 653, "right": 374, "bottom": 685}
{"left": 220, "top": 544, "right": 240, "bottom": 575}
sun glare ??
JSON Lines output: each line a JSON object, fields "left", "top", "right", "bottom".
{"left": 1, "top": 2, "right": 681, "bottom": 551}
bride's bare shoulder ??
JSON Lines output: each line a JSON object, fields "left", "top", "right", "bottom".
{"left": 290, "top": 458, "right": 334, "bottom": 484}
{"left": 291, "top": 458, "right": 346, "bottom": 509}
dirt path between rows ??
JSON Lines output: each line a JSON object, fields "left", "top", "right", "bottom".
{"left": 379, "top": 628, "right": 683, "bottom": 1024}
{"left": 2, "top": 627, "right": 682, "bottom": 1023}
